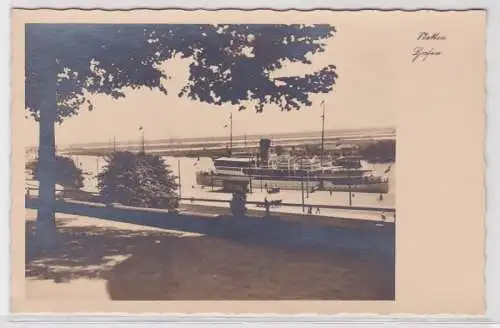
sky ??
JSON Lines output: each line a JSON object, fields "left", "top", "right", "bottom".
{"left": 23, "top": 21, "right": 396, "bottom": 147}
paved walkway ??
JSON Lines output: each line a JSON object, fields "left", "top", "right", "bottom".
{"left": 25, "top": 208, "right": 395, "bottom": 301}
{"left": 180, "top": 199, "right": 395, "bottom": 223}
{"left": 26, "top": 198, "right": 395, "bottom": 259}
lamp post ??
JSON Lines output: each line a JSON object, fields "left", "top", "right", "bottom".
{"left": 139, "top": 126, "right": 145, "bottom": 154}
{"left": 223, "top": 113, "right": 233, "bottom": 157}
{"left": 306, "top": 166, "right": 310, "bottom": 198}
{"left": 320, "top": 100, "right": 326, "bottom": 167}
{"left": 248, "top": 157, "right": 253, "bottom": 193}
{"left": 300, "top": 157, "right": 305, "bottom": 212}
{"left": 178, "top": 159, "right": 182, "bottom": 199}
{"left": 210, "top": 171, "right": 214, "bottom": 191}
{"left": 348, "top": 170, "right": 352, "bottom": 207}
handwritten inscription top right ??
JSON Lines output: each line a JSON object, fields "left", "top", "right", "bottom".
{"left": 411, "top": 32, "right": 445, "bottom": 63}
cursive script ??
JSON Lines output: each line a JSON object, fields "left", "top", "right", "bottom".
{"left": 411, "top": 47, "right": 442, "bottom": 63}
{"left": 417, "top": 32, "right": 447, "bottom": 41}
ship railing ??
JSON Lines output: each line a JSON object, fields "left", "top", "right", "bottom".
{"left": 211, "top": 171, "right": 386, "bottom": 181}
{"left": 215, "top": 168, "right": 246, "bottom": 176}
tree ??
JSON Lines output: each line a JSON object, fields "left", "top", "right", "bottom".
{"left": 27, "top": 155, "right": 84, "bottom": 190}
{"left": 97, "top": 151, "right": 179, "bottom": 209}
{"left": 360, "top": 140, "right": 396, "bottom": 163}
{"left": 25, "top": 24, "right": 338, "bottom": 246}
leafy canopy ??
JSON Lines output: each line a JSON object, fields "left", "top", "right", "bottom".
{"left": 97, "top": 151, "right": 179, "bottom": 209}
{"left": 27, "top": 155, "right": 85, "bottom": 189}
{"left": 26, "top": 24, "right": 338, "bottom": 122}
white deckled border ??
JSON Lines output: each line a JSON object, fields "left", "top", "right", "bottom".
{"left": 2, "top": 0, "right": 499, "bottom": 326}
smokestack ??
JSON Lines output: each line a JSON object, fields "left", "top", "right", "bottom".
{"left": 259, "top": 138, "right": 271, "bottom": 166}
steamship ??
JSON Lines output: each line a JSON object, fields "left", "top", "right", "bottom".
{"left": 195, "top": 138, "right": 389, "bottom": 193}
{"left": 196, "top": 104, "right": 390, "bottom": 193}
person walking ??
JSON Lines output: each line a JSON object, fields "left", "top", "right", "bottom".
{"left": 264, "top": 197, "right": 270, "bottom": 217}
{"left": 316, "top": 207, "right": 321, "bottom": 214}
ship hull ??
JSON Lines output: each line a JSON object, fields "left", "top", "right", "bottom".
{"left": 196, "top": 172, "right": 389, "bottom": 193}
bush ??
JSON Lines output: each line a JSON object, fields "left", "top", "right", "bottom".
{"left": 28, "top": 155, "right": 84, "bottom": 190}
{"left": 97, "top": 151, "right": 179, "bottom": 209}
{"left": 360, "top": 140, "right": 396, "bottom": 163}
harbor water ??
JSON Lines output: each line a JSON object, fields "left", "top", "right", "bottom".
{"left": 68, "top": 155, "right": 396, "bottom": 210}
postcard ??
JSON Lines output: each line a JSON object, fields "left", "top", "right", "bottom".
{"left": 10, "top": 8, "right": 486, "bottom": 315}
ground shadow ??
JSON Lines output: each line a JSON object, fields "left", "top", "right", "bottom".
{"left": 26, "top": 219, "right": 179, "bottom": 282}
{"left": 26, "top": 197, "right": 395, "bottom": 258}
{"left": 26, "top": 218, "right": 395, "bottom": 300}
{"left": 104, "top": 230, "right": 395, "bottom": 300}
{"left": 26, "top": 198, "right": 395, "bottom": 300}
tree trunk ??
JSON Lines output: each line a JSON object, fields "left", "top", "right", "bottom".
{"left": 34, "top": 88, "right": 59, "bottom": 248}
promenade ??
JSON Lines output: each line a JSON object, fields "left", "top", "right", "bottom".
{"left": 26, "top": 196, "right": 395, "bottom": 256}
{"left": 25, "top": 202, "right": 395, "bottom": 301}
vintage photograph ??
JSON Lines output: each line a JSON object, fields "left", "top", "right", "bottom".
{"left": 23, "top": 22, "right": 396, "bottom": 301}
{"left": 9, "top": 6, "right": 489, "bottom": 314}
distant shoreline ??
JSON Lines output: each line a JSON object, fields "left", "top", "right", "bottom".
{"left": 57, "top": 136, "right": 396, "bottom": 159}
{"left": 30, "top": 126, "right": 396, "bottom": 151}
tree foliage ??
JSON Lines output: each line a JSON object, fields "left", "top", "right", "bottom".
{"left": 26, "top": 24, "right": 338, "bottom": 122}
{"left": 97, "top": 151, "right": 179, "bottom": 209}
{"left": 360, "top": 140, "right": 396, "bottom": 163}
{"left": 27, "top": 155, "right": 84, "bottom": 190}
{"left": 25, "top": 24, "right": 339, "bottom": 239}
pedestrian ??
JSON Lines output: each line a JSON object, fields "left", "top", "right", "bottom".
{"left": 329, "top": 189, "right": 333, "bottom": 196}
{"left": 316, "top": 207, "right": 320, "bottom": 214}
{"left": 308, "top": 206, "right": 313, "bottom": 214}
{"left": 379, "top": 193, "right": 383, "bottom": 202}
{"left": 264, "top": 197, "right": 270, "bottom": 217}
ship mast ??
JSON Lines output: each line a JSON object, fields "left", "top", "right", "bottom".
{"left": 320, "top": 100, "right": 326, "bottom": 166}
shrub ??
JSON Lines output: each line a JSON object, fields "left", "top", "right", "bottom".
{"left": 28, "top": 155, "right": 84, "bottom": 190}
{"left": 97, "top": 151, "right": 179, "bottom": 209}
{"left": 360, "top": 140, "right": 396, "bottom": 163}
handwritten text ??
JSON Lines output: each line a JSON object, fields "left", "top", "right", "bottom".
{"left": 417, "top": 32, "right": 447, "bottom": 41}
{"left": 411, "top": 47, "right": 442, "bottom": 63}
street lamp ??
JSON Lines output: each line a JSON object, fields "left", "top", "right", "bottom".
{"left": 347, "top": 169, "right": 352, "bottom": 207}
{"left": 223, "top": 112, "right": 233, "bottom": 157}
{"left": 139, "top": 126, "right": 145, "bottom": 154}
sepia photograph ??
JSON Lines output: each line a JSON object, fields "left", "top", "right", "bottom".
{"left": 23, "top": 22, "right": 396, "bottom": 301}
{"left": 11, "top": 8, "right": 486, "bottom": 314}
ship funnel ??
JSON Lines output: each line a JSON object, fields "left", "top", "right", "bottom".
{"left": 259, "top": 138, "right": 271, "bottom": 165}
